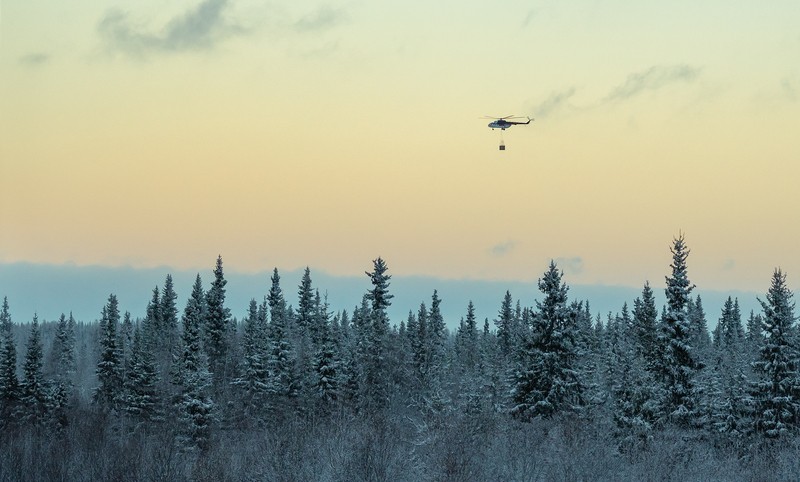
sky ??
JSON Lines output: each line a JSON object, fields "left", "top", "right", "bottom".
{"left": 2, "top": 1, "right": 800, "bottom": 309}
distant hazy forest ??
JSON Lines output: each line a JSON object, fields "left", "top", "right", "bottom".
{"left": 2, "top": 234, "right": 800, "bottom": 481}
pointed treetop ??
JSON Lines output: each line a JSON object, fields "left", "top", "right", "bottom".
{"left": 0, "top": 297, "right": 10, "bottom": 330}
{"left": 760, "top": 268, "right": 795, "bottom": 325}
{"left": 665, "top": 233, "right": 695, "bottom": 312}
{"left": 366, "top": 257, "right": 393, "bottom": 314}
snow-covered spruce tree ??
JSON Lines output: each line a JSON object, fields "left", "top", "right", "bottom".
{"left": 339, "top": 298, "right": 368, "bottom": 409}
{"left": 393, "top": 313, "right": 413, "bottom": 387}
{"left": 688, "top": 296, "right": 711, "bottom": 357}
{"left": 232, "top": 299, "right": 269, "bottom": 423}
{"left": 746, "top": 310, "right": 763, "bottom": 349}
{"left": 427, "top": 290, "right": 448, "bottom": 407}
{"left": 292, "top": 268, "right": 318, "bottom": 407}
{"left": 123, "top": 324, "right": 162, "bottom": 429}
{"left": 268, "top": 308, "right": 297, "bottom": 402}
{"left": 751, "top": 268, "right": 798, "bottom": 438}
{"left": 492, "top": 292, "right": 517, "bottom": 412}
{"left": 20, "top": 315, "right": 48, "bottom": 426}
{"left": 338, "top": 308, "right": 350, "bottom": 346}
{"left": 119, "top": 310, "right": 133, "bottom": 365}
{"left": 178, "top": 359, "right": 215, "bottom": 452}
{"left": 267, "top": 268, "right": 288, "bottom": 336}
{"left": 511, "top": 261, "right": 583, "bottom": 420}
{"left": 481, "top": 318, "right": 492, "bottom": 358}
{"left": 732, "top": 298, "right": 745, "bottom": 340}
{"left": 312, "top": 291, "right": 337, "bottom": 360}
{"left": 578, "top": 302, "right": 596, "bottom": 346}
{"left": 52, "top": 313, "right": 77, "bottom": 387}
{"left": 296, "top": 267, "right": 315, "bottom": 335}
{"left": 405, "top": 309, "right": 419, "bottom": 382}
{"left": 632, "top": 282, "right": 660, "bottom": 373}
{"left": 610, "top": 308, "right": 655, "bottom": 448}
{"left": 480, "top": 316, "right": 505, "bottom": 412}
{"left": 143, "top": 286, "right": 164, "bottom": 373}
{"left": 456, "top": 301, "right": 479, "bottom": 373}
{"left": 428, "top": 291, "right": 446, "bottom": 369}
{"left": 713, "top": 297, "right": 732, "bottom": 348}
{"left": 658, "top": 234, "right": 700, "bottom": 427}
{"left": 0, "top": 297, "right": 20, "bottom": 426}
{"left": 174, "top": 274, "right": 214, "bottom": 452}
{"left": 174, "top": 275, "right": 205, "bottom": 383}
{"left": 455, "top": 301, "right": 483, "bottom": 413}
{"left": 314, "top": 303, "right": 339, "bottom": 409}
{"left": 205, "top": 256, "right": 232, "bottom": 392}
{"left": 411, "top": 302, "right": 428, "bottom": 389}
{"left": 572, "top": 302, "right": 597, "bottom": 378}
{"left": 496, "top": 291, "right": 515, "bottom": 357}
{"left": 574, "top": 301, "right": 603, "bottom": 408}
{"left": 160, "top": 274, "right": 179, "bottom": 355}
{"left": 602, "top": 308, "right": 628, "bottom": 399}
{"left": 707, "top": 297, "right": 749, "bottom": 436}
{"left": 146, "top": 286, "right": 163, "bottom": 343}
{"left": 94, "top": 294, "right": 124, "bottom": 411}
{"left": 359, "top": 257, "right": 393, "bottom": 413}
{"left": 266, "top": 270, "right": 300, "bottom": 410}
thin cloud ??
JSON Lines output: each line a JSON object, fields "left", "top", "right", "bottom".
{"left": 604, "top": 64, "right": 701, "bottom": 102}
{"left": 722, "top": 259, "right": 736, "bottom": 271}
{"left": 782, "top": 77, "right": 797, "bottom": 102}
{"left": 294, "top": 6, "right": 346, "bottom": 33}
{"left": 18, "top": 53, "right": 50, "bottom": 66}
{"left": 97, "top": 0, "right": 243, "bottom": 58}
{"left": 490, "top": 241, "right": 516, "bottom": 257}
{"left": 554, "top": 256, "right": 584, "bottom": 275}
{"left": 520, "top": 9, "right": 538, "bottom": 29}
{"left": 534, "top": 87, "right": 577, "bottom": 118}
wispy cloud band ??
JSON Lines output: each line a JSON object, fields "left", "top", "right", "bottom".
{"left": 97, "top": 0, "right": 243, "bottom": 58}
{"left": 490, "top": 241, "right": 516, "bottom": 257}
{"left": 18, "top": 53, "right": 50, "bottom": 66}
{"left": 604, "top": 64, "right": 701, "bottom": 102}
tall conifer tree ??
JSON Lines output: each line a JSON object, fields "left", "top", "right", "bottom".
{"left": 21, "top": 315, "right": 47, "bottom": 426}
{"left": 659, "top": 234, "right": 700, "bottom": 427}
{"left": 161, "top": 274, "right": 179, "bottom": 353}
{"left": 233, "top": 299, "right": 269, "bottom": 421}
{"left": 94, "top": 294, "right": 123, "bottom": 411}
{"left": 123, "top": 325, "right": 161, "bottom": 428}
{"left": 266, "top": 269, "right": 297, "bottom": 402}
{"left": 511, "top": 261, "right": 583, "bottom": 419}
{"left": 175, "top": 274, "right": 214, "bottom": 451}
{"left": 53, "top": 313, "right": 77, "bottom": 385}
{"left": 752, "top": 269, "right": 798, "bottom": 438}
{"left": 360, "top": 257, "right": 393, "bottom": 413}
{"left": 205, "top": 256, "right": 231, "bottom": 391}
{"left": 496, "top": 291, "right": 515, "bottom": 357}
{"left": 0, "top": 297, "right": 19, "bottom": 425}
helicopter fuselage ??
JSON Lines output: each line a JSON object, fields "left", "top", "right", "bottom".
{"left": 488, "top": 118, "right": 531, "bottom": 130}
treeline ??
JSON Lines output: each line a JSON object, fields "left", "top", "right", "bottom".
{"left": 1, "top": 234, "right": 799, "bottom": 480}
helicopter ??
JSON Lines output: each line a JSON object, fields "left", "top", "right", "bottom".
{"left": 483, "top": 115, "right": 533, "bottom": 150}
{"left": 483, "top": 115, "right": 533, "bottom": 130}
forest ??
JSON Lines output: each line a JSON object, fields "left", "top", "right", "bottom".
{"left": 1, "top": 234, "right": 799, "bottom": 481}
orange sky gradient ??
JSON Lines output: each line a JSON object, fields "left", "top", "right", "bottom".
{"left": 2, "top": 0, "right": 799, "bottom": 295}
